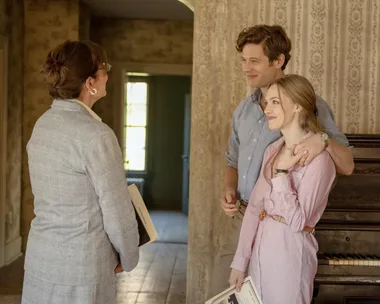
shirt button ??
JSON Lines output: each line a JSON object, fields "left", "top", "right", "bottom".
{"left": 254, "top": 138, "right": 257, "bottom": 142}
{"left": 243, "top": 175, "right": 246, "bottom": 179}
{"left": 259, "top": 120, "right": 261, "bottom": 124}
{"left": 248, "top": 157, "right": 251, "bottom": 160}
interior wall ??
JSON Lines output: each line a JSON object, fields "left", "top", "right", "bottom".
{"left": 22, "top": 0, "right": 80, "bottom": 250}
{"left": 91, "top": 19, "right": 193, "bottom": 137}
{"left": 186, "top": 0, "right": 256, "bottom": 301}
{"left": 0, "top": 0, "right": 7, "bottom": 267}
{"left": 4, "top": 0, "right": 23, "bottom": 264}
{"left": 79, "top": 1, "right": 91, "bottom": 41}
{"left": 145, "top": 75, "right": 191, "bottom": 210}
{"left": 0, "top": 0, "right": 24, "bottom": 265}
{"left": 186, "top": 0, "right": 380, "bottom": 303}
{"left": 256, "top": 0, "right": 380, "bottom": 134}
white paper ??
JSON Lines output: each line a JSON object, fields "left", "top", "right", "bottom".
{"left": 205, "top": 276, "right": 263, "bottom": 304}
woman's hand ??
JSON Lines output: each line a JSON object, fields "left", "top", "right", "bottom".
{"left": 277, "top": 145, "right": 307, "bottom": 171}
{"left": 229, "top": 268, "right": 245, "bottom": 292}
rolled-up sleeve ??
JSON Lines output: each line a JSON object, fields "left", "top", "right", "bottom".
{"left": 269, "top": 152, "right": 336, "bottom": 232}
{"left": 225, "top": 109, "right": 240, "bottom": 168}
{"left": 316, "top": 97, "right": 350, "bottom": 147}
{"left": 83, "top": 128, "right": 139, "bottom": 272}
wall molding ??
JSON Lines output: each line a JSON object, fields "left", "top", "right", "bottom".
{"left": 113, "top": 62, "right": 192, "bottom": 76}
{"left": 0, "top": 35, "right": 8, "bottom": 268}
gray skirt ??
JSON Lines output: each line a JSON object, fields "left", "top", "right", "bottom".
{"left": 21, "top": 271, "right": 116, "bottom": 304}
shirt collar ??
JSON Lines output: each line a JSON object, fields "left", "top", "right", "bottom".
{"left": 251, "top": 88, "right": 262, "bottom": 103}
{"left": 68, "top": 99, "right": 102, "bottom": 122}
{"left": 251, "top": 89, "right": 266, "bottom": 121}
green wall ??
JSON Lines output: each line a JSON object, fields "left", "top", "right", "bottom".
{"left": 127, "top": 75, "right": 191, "bottom": 210}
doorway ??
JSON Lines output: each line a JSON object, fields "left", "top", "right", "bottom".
{"left": 124, "top": 74, "right": 191, "bottom": 214}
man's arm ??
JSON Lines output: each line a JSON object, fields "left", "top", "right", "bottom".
{"left": 225, "top": 166, "right": 238, "bottom": 192}
{"left": 221, "top": 108, "right": 240, "bottom": 216}
{"left": 325, "top": 138, "right": 354, "bottom": 175}
{"left": 295, "top": 97, "right": 354, "bottom": 175}
{"left": 318, "top": 97, "right": 354, "bottom": 175}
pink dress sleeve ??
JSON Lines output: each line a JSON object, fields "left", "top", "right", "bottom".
{"left": 269, "top": 151, "right": 336, "bottom": 232}
{"left": 230, "top": 148, "right": 272, "bottom": 272}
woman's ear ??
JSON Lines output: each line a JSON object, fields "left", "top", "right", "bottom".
{"left": 294, "top": 104, "right": 302, "bottom": 113}
{"left": 84, "top": 76, "right": 95, "bottom": 91}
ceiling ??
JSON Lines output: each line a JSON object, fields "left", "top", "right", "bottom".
{"left": 81, "top": 0, "right": 193, "bottom": 20}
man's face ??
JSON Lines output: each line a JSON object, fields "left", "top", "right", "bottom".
{"left": 240, "top": 43, "right": 280, "bottom": 89}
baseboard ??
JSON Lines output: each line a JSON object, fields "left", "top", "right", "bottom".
{"left": 5, "top": 236, "right": 22, "bottom": 265}
{"left": 150, "top": 200, "right": 182, "bottom": 211}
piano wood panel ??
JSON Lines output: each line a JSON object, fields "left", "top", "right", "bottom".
{"left": 313, "top": 134, "right": 380, "bottom": 303}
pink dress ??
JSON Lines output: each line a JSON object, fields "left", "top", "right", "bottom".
{"left": 231, "top": 134, "right": 336, "bottom": 304}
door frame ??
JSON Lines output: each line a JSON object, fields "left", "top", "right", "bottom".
{"left": 0, "top": 35, "right": 8, "bottom": 268}
{"left": 182, "top": 93, "right": 191, "bottom": 214}
{"left": 112, "top": 62, "right": 192, "bottom": 149}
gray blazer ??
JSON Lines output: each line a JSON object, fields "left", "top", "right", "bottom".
{"left": 24, "top": 99, "right": 139, "bottom": 286}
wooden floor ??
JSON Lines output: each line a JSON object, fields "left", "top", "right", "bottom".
{"left": 117, "top": 243, "right": 187, "bottom": 304}
{"left": 0, "top": 211, "right": 188, "bottom": 304}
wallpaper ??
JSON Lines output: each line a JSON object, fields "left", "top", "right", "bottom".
{"left": 91, "top": 18, "right": 193, "bottom": 134}
{"left": 186, "top": 0, "right": 379, "bottom": 303}
{"left": 259, "top": 0, "right": 380, "bottom": 134}
{"left": 5, "top": 0, "right": 23, "bottom": 247}
{"left": 22, "top": 0, "right": 79, "bottom": 250}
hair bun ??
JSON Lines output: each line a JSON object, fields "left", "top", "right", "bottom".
{"left": 43, "top": 52, "right": 68, "bottom": 90}
{"left": 45, "top": 56, "right": 64, "bottom": 73}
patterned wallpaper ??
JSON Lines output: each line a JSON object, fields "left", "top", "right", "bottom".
{"left": 5, "top": 0, "right": 23, "bottom": 247}
{"left": 22, "top": 0, "right": 79, "bottom": 250}
{"left": 91, "top": 19, "right": 193, "bottom": 134}
{"left": 258, "top": 0, "right": 380, "bottom": 134}
{"left": 0, "top": 0, "right": 5, "bottom": 36}
{"left": 92, "top": 18, "right": 193, "bottom": 65}
{"left": 79, "top": 1, "right": 91, "bottom": 41}
{"left": 186, "top": 0, "right": 379, "bottom": 303}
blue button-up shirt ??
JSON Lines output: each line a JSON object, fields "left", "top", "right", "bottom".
{"left": 225, "top": 90, "right": 349, "bottom": 201}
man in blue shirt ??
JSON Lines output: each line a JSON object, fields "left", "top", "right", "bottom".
{"left": 213, "top": 24, "right": 354, "bottom": 294}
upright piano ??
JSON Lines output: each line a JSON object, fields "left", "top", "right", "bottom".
{"left": 313, "top": 134, "right": 380, "bottom": 304}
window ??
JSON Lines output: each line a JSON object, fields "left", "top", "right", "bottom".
{"left": 124, "top": 77, "right": 149, "bottom": 171}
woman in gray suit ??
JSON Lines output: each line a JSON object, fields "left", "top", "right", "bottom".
{"left": 21, "top": 40, "right": 140, "bottom": 304}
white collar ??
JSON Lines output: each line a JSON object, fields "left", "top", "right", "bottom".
{"left": 68, "top": 99, "right": 102, "bottom": 122}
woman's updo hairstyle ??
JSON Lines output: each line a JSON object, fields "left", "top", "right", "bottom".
{"left": 42, "top": 40, "right": 107, "bottom": 99}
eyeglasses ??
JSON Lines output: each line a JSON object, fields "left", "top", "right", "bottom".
{"left": 99, "top": 62, "right": 112, "bottom": 72}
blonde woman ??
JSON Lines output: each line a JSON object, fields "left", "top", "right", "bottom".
{"left": 229, "top": 75, "right": 336, "bottom": 304}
